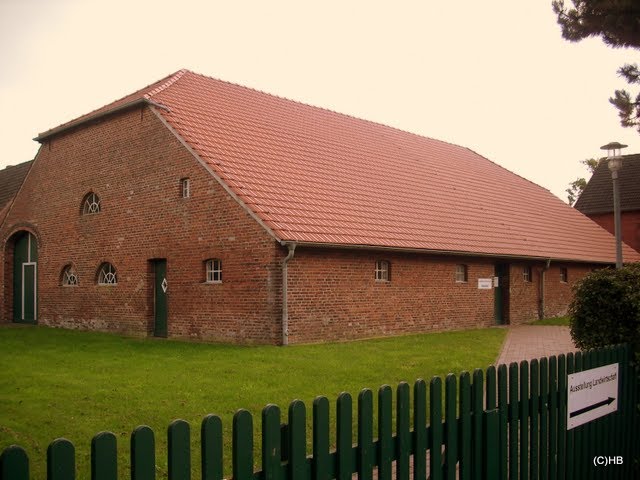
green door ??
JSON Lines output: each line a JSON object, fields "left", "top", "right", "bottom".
{"left": 494, "top": 263, "right": 509, "bottom": 325}
{"left": 13, "top": 232, "right": 37, "bottom": 323}
{"left": 153, "top": 259, "right": 168, "bottom": 337}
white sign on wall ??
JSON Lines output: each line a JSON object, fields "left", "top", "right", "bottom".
{"left": 567, "top": 363, "right": 618, "bottom": 430}
{"left": 478, "top": 278, "right": 493, "bottom": 289}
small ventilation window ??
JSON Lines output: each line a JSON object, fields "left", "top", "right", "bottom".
{"left": 455, "top": 264, "right": 468, "bottom": 283}
{"left": 97, "top": 263, "right": 118, "bottom": 285}
{"left": 61, "top": 265, "right": 78, "bottom": 286}
{"left": 82, "top": 192, "right": 101, "bottom": 215}
{"left": 375, "top": 260, "right": 390, "bottom": 282}
{"left": 523, "top": 266, "right": 532, "bottom": 283}
{"left": 181, "top": 178, "right": 191, "bottom": 198}
{"left": 205, "top": 259, "right": 222, "bottom": 283}
{"left": 560, "top": 267, "right": 568, "bottom": 283}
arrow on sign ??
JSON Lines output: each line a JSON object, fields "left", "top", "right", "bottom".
{"left": 569, "top": 397, "right": 615, "bottom": 418}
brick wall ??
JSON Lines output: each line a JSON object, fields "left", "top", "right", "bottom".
{"left": 287, "top": 252, "right": 601, "bottom": 344}
{"left": 587, "top": 211, "right": 640, "bottom": 253}
{"left": 0, "top": 106, "right": 281, "bottom": 343}
{"left": 542, "top": 263, "right": 595, "bottom": 319}
{"left": 286, "top": 248, "right": 497, "bottom": 343}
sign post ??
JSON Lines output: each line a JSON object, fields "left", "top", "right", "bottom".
{"left": 567, "top": 363, "right": 618, "bottom": 430}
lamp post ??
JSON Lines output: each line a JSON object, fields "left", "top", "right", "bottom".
{"left": 600, "top": 141, "right": 627, "bottom": 269}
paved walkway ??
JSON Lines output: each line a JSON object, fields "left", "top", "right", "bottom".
{"left": 496, "top": 325, "right": 578, "bottom": 366}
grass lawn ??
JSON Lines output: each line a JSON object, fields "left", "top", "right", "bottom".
{"left": 529, "top": 316, "right": 570, "bottom": 326}
{"left": 0, "top": 325, "right": 505, "bottom": 479}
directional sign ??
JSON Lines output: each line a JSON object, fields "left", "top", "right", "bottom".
{"left": 567, "top": 363, "right": 618, "bottom": 430}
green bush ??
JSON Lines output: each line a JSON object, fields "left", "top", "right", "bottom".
{"left": 569, "top": 263, "right": 640, "bottom": 352}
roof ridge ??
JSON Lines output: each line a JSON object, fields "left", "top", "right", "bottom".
{"left": 182, "top": 69, "right": 471, "bottom": 152}
{"left": 144, "top": 69, "right": 188, "bottom": 100}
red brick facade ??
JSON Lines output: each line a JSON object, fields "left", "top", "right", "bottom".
{"left": 586, "top": 211, "right": 640, "bottom": 254}
{"left": 0, "top": 104, "right": 609, "bottom": 345}
{"left": 1, "top": 107, "right": 282, "bottom": 343}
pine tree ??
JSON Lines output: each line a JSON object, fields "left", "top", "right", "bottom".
{"left": 553, "top": 1, "right": 640, "bottom": 132}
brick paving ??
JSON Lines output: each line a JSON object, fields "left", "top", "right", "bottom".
{"left": 495, "top": 325, "right": 578, "bottom": 366}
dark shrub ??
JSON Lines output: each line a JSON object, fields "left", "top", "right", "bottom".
{"left": 569, "top": 263, "right": 640, "bottom": 352}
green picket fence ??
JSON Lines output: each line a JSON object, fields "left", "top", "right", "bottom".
{"left": 1, "top": 344, "right": 637, "bottom": 480}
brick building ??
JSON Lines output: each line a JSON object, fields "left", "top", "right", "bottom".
{"left": 2, "top": 70, "right": 638, "bottom": 344}
{"left": 574, "top": 154, "right": 640, "bottom": 253}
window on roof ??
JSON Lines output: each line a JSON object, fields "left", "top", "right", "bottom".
{"left": 205, "top": 259, "right": 222, "bottom": 283}
{"left": 523, "top": 266, "right": 532, "bottom": 283}
{"left": 61, "top": 264, "right": 78, "bottom": 286}
{"left": 560, "top": 267, "right": 568, "bottom": 283}
{"left": 97, "top": 263, "right": 117, "bottom": 286}
{"left": 181, "top": 178, "right": 190, "bottom": 198}
{"left": 455, "top": 264, "right": 468, "bottom": 283}
{"left": 82, "top": 192, "right": 101, "bottom": 215}
{"left": 375, "top": 260, "right": 390, "bottom": 282}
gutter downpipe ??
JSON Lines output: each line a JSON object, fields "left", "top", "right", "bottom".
{"left": 539, "top": 259, "right": 551, "bottom": 319}
{"left": 281, "top": 242, "right": 297, "bottom": 346}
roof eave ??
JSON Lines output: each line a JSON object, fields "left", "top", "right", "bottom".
{"left": 34, "top": 98, "right": 170, "bottom": 143}
{"left": 280, "top": 240, "right": 616, "bottom": 264}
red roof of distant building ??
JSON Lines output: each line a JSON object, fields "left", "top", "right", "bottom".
{"left": 36, "top": 70, "right": 640, "bottom": 263}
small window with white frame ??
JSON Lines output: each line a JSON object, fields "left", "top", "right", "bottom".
{"left": 375, "top": 260, "right": 390, "bottom": 282}
{"left": 181, "top": 178, "right": 191, "bottom": 198}
{"left": 205, "top": 259, "right": 222, "bottom": 283}
{"left": 523, "top": 266, "right": 532, "bottom": 283}
{"left": 455, "top": 264, "right": 468, "bottom": 283}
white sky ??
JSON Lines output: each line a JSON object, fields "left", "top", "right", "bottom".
{"left": 1, "top": 0, "right": 639, "bottom": 202}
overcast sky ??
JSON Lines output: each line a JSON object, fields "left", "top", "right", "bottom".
{"left": 1, "top": 0, "right": 639, "bottom": 202}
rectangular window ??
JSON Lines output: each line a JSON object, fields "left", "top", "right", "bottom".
{"left": 206, "top": 259, "right": 222, "bottom": 283}
{"left": 181, "top": 178, "right": 191, "bottom": 198}
{"left": 375, "top": 260, "right": 390, "bottom": 282}
{"left": 455, "top": 264, "right": 468, "bottom": 283}
{"left": 560, "top": 267, "right": 568, "bottom": 283}
{"left": 523, "top": 266, "right": 532, "bottom": 283}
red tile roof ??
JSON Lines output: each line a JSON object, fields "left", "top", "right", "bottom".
{"left": 0, "top": 161, "right": 32, "bottom": 222}
{"left": 37, "top": 70, "right": 640, "bottom": 263}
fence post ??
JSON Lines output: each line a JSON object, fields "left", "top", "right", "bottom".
{"left": 497, "top": 365, "right": 508, "bottom": 480}
{"left": 483, "top": 409, "right": 499, "bottom": 480}
{"left": 312, "top": 397, "right": 330, "bottom": 480}
{"left": 0, "top": 446, "right": 29, "bottom": 480}
{"left": 168, "top": 420, "right": 191, "bottom": 480}
{"left": 444, "top": 374, "right": 458, "bottom": 480}
{"left": 131, "top": 425, "right": 155, "bottom": 480}
{"left": 397, "top": 382, "right": 411, "bottom": 480}
{"left": 508, "top": 363, "right": 519, "bottom": 480}
{"left": 520, "top": 360, "right": 529, "bottom": 480}
{"left": 91, "top": 431, "right": 117, "bottom": 480}
{"left": 378, "top": 386, "right": 393, "bottom": 480}
{"left": 458, "top": 372, "right": 472, "bottom": 480}
{"left": 232, "top": 410, "right": 253, "bottom": 480}
{"left": 47, "top": 438, "right": 75, "bottom": 480}
{"left": 429, "top": 377, "right": 444, "bottom": 480}
{"left": 471, "top": 369, "right": 484, "bottom": 480}
{"left": 557, "top": 354, "right": 567, "bottom": 480}
{"left": 414, "top": 380, "right": 428, "bottom": 480}
{"left": 262, "top": 405, "right": 283, "bottom": 480}
{"left": 201, "top": 415, "right": 223, "bottom": 480}
{"left": 288, "top": 400, "right": 308, "bottom": 480}
{"left": 337, "top": 393, "right": 353, "bottom": 480}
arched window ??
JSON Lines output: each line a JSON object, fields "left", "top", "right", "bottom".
{"left": 61, "top": 264, "right": 78, "bottom": 286}
{"left": 82, "top": 192, "right": 101, "bottom": 215}
{"left": 97, "top": 263, "right": 117, "bottom": 285}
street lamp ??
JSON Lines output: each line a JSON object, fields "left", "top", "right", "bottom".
{"left": 600, "top": 141, "right": 627, "bottom": 269}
